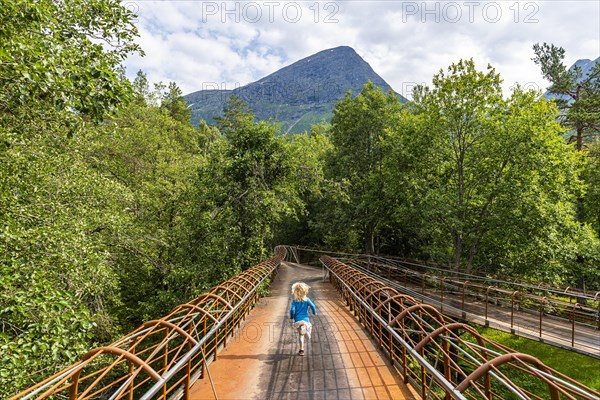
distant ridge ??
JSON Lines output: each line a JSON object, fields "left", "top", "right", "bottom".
{"left": 544, "top": 56, "right": 599, "bottom": 101}
{"left": 184, "top": 46, "right": 406, "bottom": 134}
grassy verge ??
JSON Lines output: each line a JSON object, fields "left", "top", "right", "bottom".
{"left": 477, "top": 327, "right": 600, "bottom": 391}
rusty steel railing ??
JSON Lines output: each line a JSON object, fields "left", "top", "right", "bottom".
{"left": 288, "top": 246, "right": 600, "bottom": 302}
{"left": 348, "top": 256, "right": 600, "bottom": 358}
{"left": 320, "top": 255, "right": 600, "bottom": 400}
{"left": 363, "top": 254, "right": 600, "bottom": 300}
{"left": 11, "top": 247, "right": 286, "bottom": 400}
{"left": 286, "top": 247, "right": 600, "bottom": 358}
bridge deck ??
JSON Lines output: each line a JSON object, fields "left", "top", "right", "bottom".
{"left": 190, "top": 262, "right": 417, "bottom": 399}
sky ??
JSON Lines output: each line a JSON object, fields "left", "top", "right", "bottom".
{"left": 122, "top": 0, "right": 600, "bottom": 99}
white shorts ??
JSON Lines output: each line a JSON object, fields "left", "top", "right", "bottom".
{"left": 294, "top": 321, "right": 313, "bottom": 338}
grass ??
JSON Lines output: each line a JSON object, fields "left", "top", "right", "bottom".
{"left": 477, "top": 326, "right": 600, "bottom": 391}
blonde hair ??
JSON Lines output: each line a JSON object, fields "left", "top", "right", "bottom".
{"left": 292, "top": 282, "right": 310, "bottom": 301}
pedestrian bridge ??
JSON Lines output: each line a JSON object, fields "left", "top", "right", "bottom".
{"left": 11, "top": 247, "right": 600, "bottom": 400}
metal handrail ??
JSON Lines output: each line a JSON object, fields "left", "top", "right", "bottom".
{"left": 347, "top": 258, "right": 600, "bottom": 357}
{"left": 288, "top": 246, "right": 599, "bottom": 300}
{"left": 139, "top": 255, "right": 280, "bottom": 399}
{"left": 320, "top": 255, "right": 600, "bottom": 400}
{"left": 322, "top": 258, "right": 468, "bottom": 399}
{"left": 11, "top": 247, "right": 287, "bottom": 400}
{"left": 356, "top": 255, "right": 600, "bottom": 302}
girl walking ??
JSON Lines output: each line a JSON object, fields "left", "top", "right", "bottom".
{"left": 289, "top": 282, "right": 317, "bottom": 356}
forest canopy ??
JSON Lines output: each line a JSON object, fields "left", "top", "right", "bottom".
{"left": 1, "top": 1, "right": 599, "bottom": 396}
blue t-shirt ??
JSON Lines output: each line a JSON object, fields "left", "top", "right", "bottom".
{"left": 290, "top": 298, "right": 317, "bottom": 323}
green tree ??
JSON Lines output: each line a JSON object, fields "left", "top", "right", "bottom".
{"left": 533, "top": 43, "right": 600, "bottom": 150}
{"left": 380, "top": 108, "right": 430, "bottom": 257}
{"left": 86, "top": 92, "right": 202, "bottom": 322}
{"left": 0, "top": 268, "right": 97, "bottom": 394}
{"left": 132, "top": 70, "right": 154, "bottom": 105}
{"left": 328, "top": 82, "right": 402, "bottom": 253}
{"left": 0, "top": 0, "right": 142, "bottom": 127}
{"left": 274, "top": 122, "right": 333, "bottom": 246}
{"left": 0, "top": 1, "right": 141, "bottom": 393}
{"left": 407, "top": 59, "right": 583, "bottom": 276}
{"left": 584, "top": 144, "right": 600, "bottom": 235}
{"left": 579, "top": 144, "right": 600, "bottom": 288}
{"left": 0, "top": 126, "right": 128, "bottom": 396}
{"left": 161, "top": 82, "right": 192, "bottom": 123}
{"left": 180, "top": 97, "right": 302, "bottom": 290}
{"left": 533, "top": 44, "right": 600, "bottom": 290}
{"left": 220, "top": 97, "right": 300, "bottom": 264}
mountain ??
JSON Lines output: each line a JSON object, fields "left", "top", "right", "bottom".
{"left": 573, "top": 57, "right": 600, "bottom": 79}
{"left": 543, "top": 56, "right": 599, "bottom": 101}
{"left": 184, "top": 46, "right": 406, "bottom": 134}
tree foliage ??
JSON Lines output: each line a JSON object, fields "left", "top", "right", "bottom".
{"left": 2, "top": 11, "right": 600, "bottom": 394}
{"left": 0, "top": 0, "right": 142, "bottom": 127}
{"left": 0, "top": 128, "right": 126, "bottom": 394}
{"left": 311, "top": 61, "right": 594, "bottom": 284}
{"left": 532, "top": 43, "right": 600, "bottom": 149}
{"left": 200, "top": 97, "right": 300, "bottom": 267}
{"left": 86, "top": 87, "right": 202, "bottom": 322}
{"left": 533, "top": 43, "right": 600, "bottom": 288}
{"left": 406, "top": 60, "right": 583, "bottom": 276}
{"left": 274, "top": 122, "right": 333, "bottom": 246}
{"left": 326, "top": 82, "right": 402, "bottom": 252}
{"left": 0, "top": 1, "right": 142, "bottom": 394}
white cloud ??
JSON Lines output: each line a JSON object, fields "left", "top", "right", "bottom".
{"left": 122, "top": 0, "right": 600, "bottom": 98}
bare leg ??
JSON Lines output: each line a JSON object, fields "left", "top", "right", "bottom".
{"left": 294, "top": 321, "right": 308, "bottom": 354}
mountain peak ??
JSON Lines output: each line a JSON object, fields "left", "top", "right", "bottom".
{"left": 185, "top": 46, "right": 405, "bottom": 134}
{"left": 249, "top": 46, "right": 396, "bottom": 95}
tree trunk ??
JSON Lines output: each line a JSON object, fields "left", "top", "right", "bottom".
{"left": 453, "top": 233, "right": 462, "bottom": 272}
{"left": 466, "top": 237, "right": 479, "bottom": 274}
{"left": 576, "top": 125, "right": 584, "bottom": 152}
{"left": 365, "top": 226, "right": 375, "bottom": 254}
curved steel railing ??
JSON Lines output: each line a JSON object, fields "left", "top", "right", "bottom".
{"left": 289, "top": 246, "right": 600, "bottom": 302}
{"left": 321, "top": 255, "right": 600, "bottom": 400}
{"left": 348, "top": 256, "right": 600, "bottom": 358}
{"left": 286, "top": 246, "right": 600, "bottom": 358}
{"left": 11, "top": 247, "right": 286, "bottom": 400}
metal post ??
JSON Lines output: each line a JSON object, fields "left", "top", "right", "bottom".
{"left": 128, "top": 360, "right": 134, "bottom": 400}
{"left": 485, "top": 287, "right": 491, "bottom": 326}
{"left": 461, "top": 282, "right": 469, "bottom": 320}
{"left": 511, "top": 291, "right": 517, "bottom": 334}
{"left": 184, "top": 341, "right": 191, "bottom": 400}
{"left": 128, "top": 338, "right": 138, "bottom": 400}
{"left": 163, "top": 336, "right": 168, "bottom": 398}
{"left": 571, "top": 303, "right": 576, "bottom": 348}
{"left": 443, "top": 338, "right": 451, "bottom": 400}
{"left": 539, "top": 298, "right": 545, "bottom": 339}
{"left": 441, "top": 277, "right": 445, "bottom": 313}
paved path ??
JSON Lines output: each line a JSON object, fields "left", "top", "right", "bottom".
{"left": 190, "top": 262, "right": 417, "bottom": 400}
